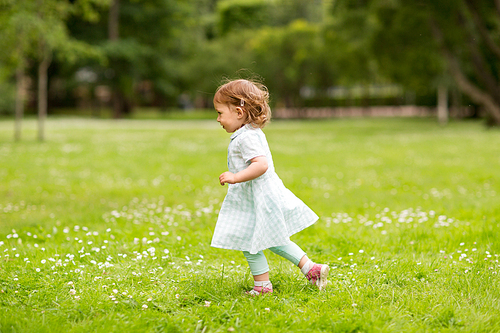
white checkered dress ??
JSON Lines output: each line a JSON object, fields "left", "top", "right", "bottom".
{"left": 211, "top": 124, "right": 318, "bottom": 254}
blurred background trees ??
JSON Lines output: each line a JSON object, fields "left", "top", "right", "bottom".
{"left": 1, "top": 0, "right": 499, "bottom": 125}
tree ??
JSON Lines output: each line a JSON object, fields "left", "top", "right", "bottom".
{"left": 0, "top": 0, "right": 37, "bottom": 141}
{"left": 217, "top": 0, "right": 270, "bottom": 36}
{"left": 190, "top": 0, "right": 332, "bottom": 108}
{"left": 335, "top": 0, "right": 500, "bottom": 125}
{"left": 0, "top": 0, "right": 107, "bottom": 141}
{"left": 250, "top": 20, "right": 322, "bottom": 107}
{"left": 66, "top": 0, "right": 189, "bottom": 117}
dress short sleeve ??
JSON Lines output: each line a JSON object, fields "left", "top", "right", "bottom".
{"left": 238, "top": 131, "right": 266, "bottom": 163}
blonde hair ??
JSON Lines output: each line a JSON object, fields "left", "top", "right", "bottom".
{"left": 214, "top": 79, "right": 271, "bottom": 128}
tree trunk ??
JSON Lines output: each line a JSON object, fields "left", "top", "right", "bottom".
{"left": 38, "top": 44, "right": 52, "bottom": 142}
{"left": 112, "top": 90, "right": 123, "bottom": 118}
{"left": 464, "top": 0, "right": 500, "bottom": 59}
{"left": 15, "top": 64, "right": 24, "bottom": 142}
{"left": 108, "top": 0, "right": 119, "bottom": 41}
{"left": 437, "top": 85, "right": 448, "bottom": 125}
{"left": 430, "top": 20, "right": 500, "bottom": 125}
{"left": 495, "top": 0, "right": 500, "bottom": 16}
{"left": 108, "top": 0, "right": 128, "bottom": 118}
{"left": 447, "top": 57, "right": 500, "bottom": 125}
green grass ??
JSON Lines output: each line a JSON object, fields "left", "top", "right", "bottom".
{"left": 0, "top": 117, "right": 499, "bottom": 332}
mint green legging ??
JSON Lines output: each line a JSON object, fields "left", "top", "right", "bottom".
{"left": 242, "top": 241, "right": 306, "bottom": 276}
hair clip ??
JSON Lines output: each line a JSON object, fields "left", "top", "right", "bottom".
{"left": 240, "top": 99, "right": 245, "bottom": 107}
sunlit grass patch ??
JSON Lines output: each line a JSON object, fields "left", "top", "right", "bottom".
{"left": 1, "top": 117, "right": 500, "bottom": 332}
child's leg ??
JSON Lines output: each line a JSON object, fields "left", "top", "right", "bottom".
{"left": 269, "top": 242, "right": 329, "bottom": 290}
{"left": 242, "top": 251, "right": 273, "bottom": 295}
{"left": 268, "top": 242, "right": 306, "bottom": 266}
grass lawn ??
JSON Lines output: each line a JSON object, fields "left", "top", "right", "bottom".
{"left": 0, "top": 117, "right": 499, "bottom": 332}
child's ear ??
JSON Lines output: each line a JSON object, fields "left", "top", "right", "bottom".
{"left": 235, "top": 107, "right": 245, "bottom": 119}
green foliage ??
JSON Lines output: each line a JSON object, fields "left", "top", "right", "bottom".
{"left": 188, "top": 29, "right": 255, "bottom": 98}
{"left": 3, "top": 0, "right": 499, "bottom": 117}
{"left": 69, "top": 0, "right": 191, "bottom": 104}
{"left": 360, "top": 0, "right": 500, "bottom": 108}
{"left": 250, "top": 20, "right": 322, "bottom": 106}
{"left": 367, "top": 0, "right": 445, "bottom": 92}
{"left": 71, "top": 0, "right": 112, "bottom": 23}
{"left": 326, "top": 1, "right": 380, "bottom": 83}
{"left": 0, "top": 118, "right": 499, "bottom": 332}
{"left": 0, "top": 0, "right": 109, "bottom": 118}
{"left": 217, "top": 0, "right": 270, "bottom": 35}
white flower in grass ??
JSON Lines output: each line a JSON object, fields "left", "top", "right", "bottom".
{"left": 41, "top": 260, "right": 46, "bottom": 264}
{"left": 204, "top": 301, "right": 211, "bottom": 307}
{"left": 36, "top": 268, "right": 40, "bottom": 272}
{"left": 142, "top": 304, "right": 148, "bottom": 309}
{"left": 69, "top": 289, "right": 76, "bottom": 295}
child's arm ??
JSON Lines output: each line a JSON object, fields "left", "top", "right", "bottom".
{"left": 219, "top": 156, "right": 268, "bottom": 185}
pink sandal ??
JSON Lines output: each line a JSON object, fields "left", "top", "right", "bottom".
{"left": 246, "top": 283, "right": 273, "bottom": 296}
{"left": 306, "top": 264, "right": 329, "bottom": 290}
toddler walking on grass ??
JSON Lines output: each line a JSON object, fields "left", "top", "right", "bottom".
{"left": 211, "top": 79, "right": 329, "bottom": 295}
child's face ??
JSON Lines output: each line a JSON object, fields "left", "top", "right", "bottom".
{"left": 215, "top": 103, "right": 246, "bottom": 133}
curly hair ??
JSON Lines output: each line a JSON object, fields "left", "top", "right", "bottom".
{"left": 214, "top": 79, "right": 271, "bottom": 128}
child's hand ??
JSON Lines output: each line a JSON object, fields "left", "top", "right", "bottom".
{"left": 219, "top": 172, "right": 236, "bottom": 185}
